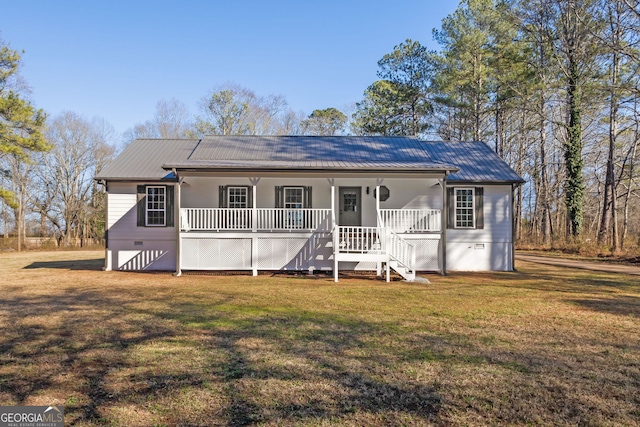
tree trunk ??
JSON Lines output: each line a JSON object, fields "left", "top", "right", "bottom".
{"left": 565, "top": 51, "right": 585, "bottom": 237}
{"left": 598, "top": 4, "right": 621, "bottom": 252}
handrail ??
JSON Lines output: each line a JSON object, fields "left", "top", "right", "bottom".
{"left": 387, "top": 229, "right": 416, "bottom": 272}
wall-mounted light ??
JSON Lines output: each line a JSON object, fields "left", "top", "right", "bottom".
{"left": 366, "top": 187, "right": 370, "bottom": 195}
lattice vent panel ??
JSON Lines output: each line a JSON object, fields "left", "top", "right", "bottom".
{"left": 182, "top": 238, "right": 252, "bottom": 270}
{"left": 256, "top": 238, "right": 309, "bottom": 270}
{"left": 409, "top": 238, "right": 440, "bottom": 271}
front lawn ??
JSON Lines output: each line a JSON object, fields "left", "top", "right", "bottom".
{"left": 0, "top": 251, "right": 638, "bottom": 426}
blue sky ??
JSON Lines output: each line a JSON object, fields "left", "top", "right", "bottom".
{"left": 1, "top": 1, "right": 459, "bottom": 140}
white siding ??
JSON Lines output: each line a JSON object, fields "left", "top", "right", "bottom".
{"left": 106, "top": 182, "right": 176, "bottom": 271}
{"left": 446, "top": 185, "right": 513, "bottom": 271}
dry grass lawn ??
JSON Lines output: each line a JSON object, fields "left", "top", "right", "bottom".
{"left": 0, "top": 250, "right": 639, "bottom": 426}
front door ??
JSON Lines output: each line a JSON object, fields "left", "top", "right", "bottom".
{"left": 339, "top": 187, "right": 362, "bottom": 226}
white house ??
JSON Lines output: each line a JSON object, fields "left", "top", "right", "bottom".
{"left": 95, "top": 136, "right": 523, "bottom": 281}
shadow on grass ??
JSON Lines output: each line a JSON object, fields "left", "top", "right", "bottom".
{"left": 491, "top": 262, "right": 639, "bottom": 294}
{"left": 0, "top": 288, "right": 442, "bottom": 426}
{"left": 23, "top": 258, "right": 104, "bottom": 271}
{"left": 2, "top": 262, "right": 638, "bottom": 426}
{"left": 569, "top": 295, "right": 640, "bottom": 317}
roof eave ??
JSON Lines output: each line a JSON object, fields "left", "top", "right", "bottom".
{"left": 162, "top": 164, "right": 459, "bottom": 174}
{"left": 446, "top": 178, "right": 526, "bottom": 184}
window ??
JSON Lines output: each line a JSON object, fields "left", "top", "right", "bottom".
{"left": 455, "top": 188, "right": 474, "bottom": 228}
{"left": 228, "top": 186, "right": 248, "bottom": 209}
{"left": 146, "top": 186, "right": 166, "bottom": 226}
{"left": 284, "top": 187, "right": 304, "bottom": 228}
{"left": 136, "top": 185, "right": 174, "bottom": 227}
{"left": 284, "top": 187, "right": 304, "bottom": 209}
{"left": 446, "top": 187, "right": 483, "bottom": 230}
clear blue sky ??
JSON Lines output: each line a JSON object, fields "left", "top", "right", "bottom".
{"left": 1, "top": 1, "right": 459, "bottom": 140}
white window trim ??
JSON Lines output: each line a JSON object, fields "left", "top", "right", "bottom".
{"left": 454, "top": 187, "right": 475, "bottom": 229}
{"left": 146, "top": 186, "right": 166, "bottom": 227}
{"left": 227, "top": 186, "right": 248, "bottom": 209}
{"left": 283, "top": 186, "right": 304, "bottom": 209}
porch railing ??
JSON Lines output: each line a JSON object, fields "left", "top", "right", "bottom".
{"left": 256, "top": 208, "right": 331, "bottom": 231}
{"left": 337, "top": 226, "right": 384, "bottom": 254}
{"left": 380, "top": 209, "right": 441, "bottom": 232}
{"left": 180, "top": 208, "right": 332, "bottom": 231}
{"left": 387, "top": 229, "right": 416, "bottom": 271}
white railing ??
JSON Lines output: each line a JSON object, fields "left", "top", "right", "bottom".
{"left": 337, "top": 226, "right": 384, "bottom": 254}
{"left": 380, "top": 209, "right": 441, "bottom": 232}
{"left": 256, "top": 208, "right": 331, "bottom": 231}
{"left": 180, "top": 208, "right": 332, "bottom": 231}
{"left": 388, "top": 229, "right": 416, "bottom": 271}
{"left": 181, "top": 208, "right": 252, "bottom": 231}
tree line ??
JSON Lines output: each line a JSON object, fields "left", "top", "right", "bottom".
{"left": 2, "top": 0, "right": 639, "bottom": 252}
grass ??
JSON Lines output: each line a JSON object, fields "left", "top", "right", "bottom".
{"left": 0, "top": 251, "right": 639, "bottom": 426}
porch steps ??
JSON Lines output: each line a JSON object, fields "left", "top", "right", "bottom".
{"left": 388, "top": 258, "right": 416, "bottom": 281}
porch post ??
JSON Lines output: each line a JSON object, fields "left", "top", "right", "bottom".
{"left": 440, "top": 174, "right": 448, "bottom": 276}
{"left": 174, "top": 175, "right": 183, "bottom": 277}
{"left": 250, "top": 177, "right": 259, "bottom": 276}
{"left": 376, "top": 178, "right": 384, "bottom": 277}
{"left": 511, "top": 183, "right": 516, "bottom": 272}
{"left": 250, "top": 178, "right": 259, "bottom": 232}
{"left": 329, "top": 178, "right": 338, "bottom": 282}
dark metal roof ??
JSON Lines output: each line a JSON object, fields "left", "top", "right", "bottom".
{"left": 422, "top": 141, "right": 525, "bottom": 183}
{"left": 164, "top": 136, "right": 456, "bottom": 172}
{"left": 95, "top": 137, "right": 523, "bottom": 183}
{"left": 95, "top": 139, "right": 199, "bottom": 181}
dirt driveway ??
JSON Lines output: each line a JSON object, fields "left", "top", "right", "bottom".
{"left": 516, "top": 253, "right": 640, "bottom": 276}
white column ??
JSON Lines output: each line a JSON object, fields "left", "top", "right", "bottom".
{"left": 174, "top": 178, "right": 183, "bottom": 277}
{"left": 104, "top": 181, "right": 112, "bottom": 271}
{"left": 440, "top": 175, "right": 448, "bottom": 276}
{"left": 329, "top": 178, "right": 338, "bottom": 282}
{"left": 250, "top": 177, "right": 259, "bottom": 276}
{"left": 376, "top": 178, "right": 384, "bottom": 277}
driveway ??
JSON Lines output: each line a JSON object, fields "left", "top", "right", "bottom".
{"left": 516, "top": 253, "right": 640, "bottom": 276}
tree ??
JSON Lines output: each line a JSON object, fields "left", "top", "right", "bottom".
{"left": 124, "top": 98, "right": 194, "bottom": 143}
{"left": 433, "top": 0, "right": 496, "bottom": 141}
{"left": 32, "top": 112, "right": 116, "bottom": 246}
{"left": 352, "top": 40, "right": 434, "bottom": 136}
{"left": 552, "top": 0, "right": 601, "bottom": 237}
{"left": 0, "top": 39, "right": 48, "bottom": 249}
{"left": 0, "top": 41, "right": 47, "bottom": 160}
{"left": 301, "top": 108, "right": 347, "bottom": 135}
{"left": 195, "top": 83, "right": 297, "bottom": 136}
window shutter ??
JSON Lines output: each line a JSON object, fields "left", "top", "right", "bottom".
{"left": 446, "top": 187, "right": 455, "bottom": 229}
{"left": 247, "top": 186, "right": 253, "bottom": 208}
{"left": 475, "top": 187, "right": 484, "bottom": 229}
{"left": 137, "top": 185, "right": 146, "bottom": 227}
{"left": 166, "top": 185, "right": 175, "bottom": 227}
{"left": 219, "top": 186, "right": 228, "bottom": 208}
{"left": 275, "top": 186, "right": 283, "bottom": 208}
{"left": 304, "top": 186, "right": 312, "bottom": 208}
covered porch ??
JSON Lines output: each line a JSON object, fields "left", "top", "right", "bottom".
{"left": 174, "top": 175, "right": 447, "bottom": 281}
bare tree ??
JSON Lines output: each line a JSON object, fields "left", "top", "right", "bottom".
{"left": 32, "top": 112, "right": 116, "bottom": 246}
{"left": 195, "top": 83, "right": 299, "bottom": 136}
{"left": 123, "top": 98, "right": 194, "bottom": 143}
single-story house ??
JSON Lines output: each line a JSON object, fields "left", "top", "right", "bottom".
{"left": 95, "top": 136, "right": 524, "bottom": 281}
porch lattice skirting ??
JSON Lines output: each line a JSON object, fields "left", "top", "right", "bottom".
{"left": 179, "top": 230, "right": 440, "bottom": 281}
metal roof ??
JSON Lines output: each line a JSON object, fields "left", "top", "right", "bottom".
{"left": 422, "top": 141, "right": 525, "bottom": 183}
{"left": 95, "top": 137, "right": 523, "bottom": 183}
{"left": 95, "top": 139, "right": 199, "bottom": 181}
{"left": 164, "top": 135, "right": 456, "bottom": 172}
